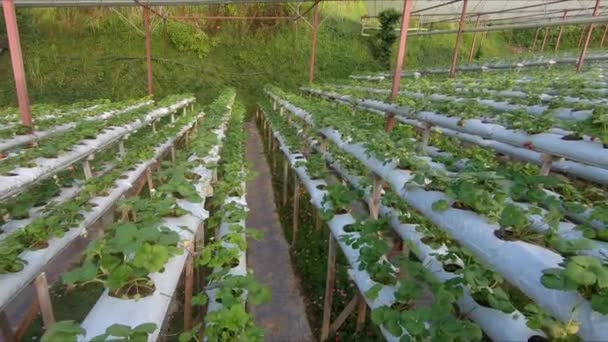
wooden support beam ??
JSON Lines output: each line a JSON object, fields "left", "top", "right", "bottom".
{"left": 467, "top": 14, "right": 481, "bottom": 64}
{"left": 369, "top": 176, "right": 383, "bottom": 219}
{"left": 146, "top": 168, "right": 154, "bottom": 193}
{"left": 328, "top": 294, "right": 359, "bottom": 335}
{"left": 386, "top": 0, "right": 414, "bottom": 132}
{"left": 577, "top": 0, "right": 602, "bottom": 72}
{"left": 0, "top": 311, "right": 15, "bottom": 342}
{"left": 540, "top": 27, "right": 550, "bottom": 52}
{"left": 291, "top": 178, "right": 300, "bottom": 246}
{"left": 601, "top": 24, "right": 608, "bottom": 48}
{"left": 2, "top": 0, "right": 32, "bottom": 128}
{"left": 144, "top": 4, "right": 154, "bottom": 96}
{"left": 320, "top": 233, "right": 337, "bottom": 341}
{"left": 448, "top": 0, "right": 469, "bottom": 78}
{"left": 282, "top": 159, "right": 289, "bottom": 206}
{"left": 183, "top": 242, "right": 194, "bottom": 331}
{"left": 308, "top": 1, "right": 321, "bottom": 84}
{"left": 554, "top": 11, "right": 568, "bottom": 54}
{"left": 34, "top": 273, "right": 55, "bottom": 331}
{"left": 532, "top": 28, "right": 540, "bottom": 49}
{"left": 355, "top": 294, "right": 367, "bottom": 332}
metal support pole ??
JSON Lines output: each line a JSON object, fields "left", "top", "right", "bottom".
{"left": 577, "top": 0, "right": 602, "bottom": 72}
{"left": 386, "top": 0, "right": 414, "bottom": 133}
{"left": 467, "top": 14, "right": 481, "bottom": 65}
{"left": 143, "top": 4, "right": 154, "bottom": 96}
{"left": 3, "top": 0, "right": 32, "bottom": 127}
{"left": 554, "top": 11, "right": 568, "bottom": 54}
{"left": 540, "top": 27, "right": 550, "bottom": 52}
{"left": 448, "top": 0, "right": 469, "bottom": 78}
{"left": 601, "top": 24, "right": 608, "bottom": 48}
{"left": 308, "top": 1, "right": 320, "bottom": 84}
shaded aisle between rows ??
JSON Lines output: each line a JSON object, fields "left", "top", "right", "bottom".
{"left": 244, "top": 120, "right": 314, "bottom": 341}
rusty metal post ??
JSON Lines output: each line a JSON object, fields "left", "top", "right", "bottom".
{"left": 143, "top": 4, "right": 154, "bottom": 96}
{"left": 554, "top": 11, "right": 568, "bottom": 54}
{"left": 601, "top": 24, "right": 608, "bottom": 47}
{"left": 385, "top": 0, "right": 414, "bottom": 133}
{"left": 308, "top": 2, "right": 321, "bottom": 84}
{"left": 448, "top": 0, "right": 469, "bottom": 78}
{"left": 577, "top": 0, "right": 602, "bottom": 72}
{"left": 3, "top": 0, "right": 32, "bottom": 127}
{"left": 540, "top": 28, "right": 550, "bottom": 52}
{"left": 532, "top": 28, "right": 540, "bottom": 49}
{"left": 467, "top": 14, "right": 481, "bottom": 64}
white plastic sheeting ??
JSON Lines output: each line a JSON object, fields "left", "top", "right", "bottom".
{"left": 0, "top": 98, "right": 194, "bottom": 201}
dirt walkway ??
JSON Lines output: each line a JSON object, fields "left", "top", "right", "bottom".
{"left": 245, "top": 121, "right": 314, "bottom": 342}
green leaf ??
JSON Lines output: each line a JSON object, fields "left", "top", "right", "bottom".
{"left": 133, "top": 323, "right": 157, "bottom": 334}
{"left": 591, "top": 294, "right": 608, "bottom": 314}
{"left": 365, "top": 284, "right": 383, "bottom": 300}
{"left": 106, "top": 324, "right": 131, "bottom": 337}
{"left": 431, "top": 199, "right": 450, "bottom": 212}
{"left": 41, "top": 321, "right": 85, "bottom": 342}
{"left": 541, "top": 268, "right": 577, "bottom": 290}
{"left": 499, "top": 204, "right": 528, "bottom": 229}
{"left": 133, "top": 243, "right": 169, "bottom": 273}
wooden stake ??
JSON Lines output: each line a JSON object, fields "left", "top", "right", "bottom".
{"left": 171, "top": 112, "right": 176, "bottom": 123}
{"left": 540, "top": 154, "right": 559, "bottom": 176}
{"left": 320, "top": 234, "right": 337, "bottom": 341}
{"left": 291, "top": 179, "right": 300, "bottom": 246}
{"left": 418, "top": 124, "right": 432, "bottom": 154}
{"left": 282, "top": 159, "right": 289, "bottom": 205}
{"left": 0, "top": 311, "right": 15, "bottom": 342}
{"left": 184, "top": 242, "right": 194, "bottom": 331}
{"left": 34, "top": 273, "right": 55, "bottom": 331}
{"left": 171, "top": 146, "right": 176, "bottom": 164}
{"left": 118, "top": 140, "right": 126, "bottom": 158}
{"left": 152, "top": 120, "right": 157, "bottom": 133}
{"left": 328, "top": 294, "right": 359, "bottom": 335}
{"left": 146, "top": 169, "right": 154, "bottom": 194}
{"left": 369, "top": 176, "right": 383, "bottom": 219}
{"left": 355, "top": 294, "right": 367, "bottom": 332}
{"left": 272, "top": 139, "right": 277, "bottom": 171}
{"left": 82, "top": 154, "right": 94, "bottom": 180}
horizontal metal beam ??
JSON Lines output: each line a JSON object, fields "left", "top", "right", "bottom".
{"left": 411, "top": 15, "right": 608, "bottom": 36}
{"left": 1, "top": 0, "right": 310, "bottom": 7}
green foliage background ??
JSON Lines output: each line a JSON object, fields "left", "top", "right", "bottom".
{"left": 0, "top": 2, "right": 602, "bottom": 110}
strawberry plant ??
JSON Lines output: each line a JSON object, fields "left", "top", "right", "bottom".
{"left": 541, "top": 256, "right": 608, "bottom": 314}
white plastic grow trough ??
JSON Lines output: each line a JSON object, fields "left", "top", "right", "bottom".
{"left": 329, "top": 155, "right": 543, "bottom": 341}
{"left": 0, "top": 101, "right": 153, "bottom": 153}
{"left": 268, "top": 92, "right": 608, "bottom": 341}
{"left": 0, "top": 162, "right": 116, "bottom": 241}
{"left": 302, "top": 88, "right": 608, "bottom": 171}
{"left": 263, "top": 110, "right": 401, "bottom": 341}
{"left": 328, "top": 84, "right": 591, "bottom": 123}
{"left": 81, "top": 106, "right": 233, "bottom": 341}
{"left": 0, "top": 112, "right": 202, "bottom": 312}
{"left": 306, "top": 86, "right": 608, "bottom": 185}
{"left": 0, "top": 98, "right": 194, "bottom": 201}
